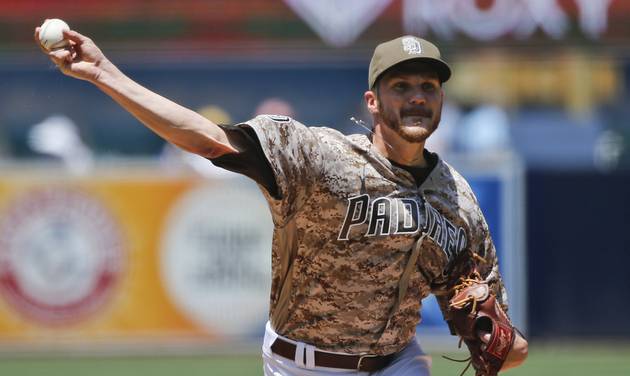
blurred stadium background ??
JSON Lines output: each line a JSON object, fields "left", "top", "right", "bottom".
{"left": 1, "top": 0, "right": 630, "bottom": 375}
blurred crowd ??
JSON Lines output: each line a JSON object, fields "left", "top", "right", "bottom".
{"left": 1, "top": 0, "right": 629, "bottom": 175}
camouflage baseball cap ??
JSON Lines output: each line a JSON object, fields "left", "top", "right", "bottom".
{"left": 368, "top": 35, "right": 451, "bottom": 89}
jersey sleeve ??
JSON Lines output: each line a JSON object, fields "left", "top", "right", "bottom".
{"left": 431, "top": 200, "right": 509, "bottom": 319}
{"left": 465, "top": 208, "right": 508, "bottom": 310}
{"left": 210, "top": 124, "right": 280, "bottom": 198}
{"left": 218, "top": 115, "right": 324, "bottom": 223}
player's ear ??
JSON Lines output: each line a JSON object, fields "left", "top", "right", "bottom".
{"left": 364, "top": 90, "right": 379, "bottom": 115}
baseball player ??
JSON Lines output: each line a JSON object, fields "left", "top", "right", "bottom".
{"left": 36, "top": 26, "right": 528, "bottom": 375}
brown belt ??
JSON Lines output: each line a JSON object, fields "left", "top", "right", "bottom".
{"left": 270, "top": 337, "right": 395, "bottom": 372}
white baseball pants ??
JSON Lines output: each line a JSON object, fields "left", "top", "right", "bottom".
{"left": 262, "top": 322, "right": 431, "bottom": 376}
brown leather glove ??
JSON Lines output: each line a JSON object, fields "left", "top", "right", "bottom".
{"left": 447, "top": 274, "right": 516, "bottom": 376}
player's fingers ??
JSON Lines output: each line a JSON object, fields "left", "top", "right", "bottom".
{"left": 476, "top": 330, "right": 491, "bottom": 343}
{"left": 49, "top": 48, "right": 70, "bottom": 59}
{"left": 480, "top": 332, "right": 491, "bottom": 350}
{"left": 33, "top": 27, "right": 42, "bottom": 48}
{"left": 48, "top": 49, "right": 72, "bottom": 66}
{"left": 63, "top": 29, "right": 88, "bottom": 45}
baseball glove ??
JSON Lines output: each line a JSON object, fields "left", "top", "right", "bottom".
{"left": 445, "top": 272, "right": 516, "bottom": 376}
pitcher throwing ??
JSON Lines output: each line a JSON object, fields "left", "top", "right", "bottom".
{"left": 36, "top": 24, "right": 527, "bottom": 375}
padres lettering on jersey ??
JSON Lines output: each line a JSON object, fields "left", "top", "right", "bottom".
{"left": 229, "top": 115, "right": 505, "bottom": 356}
{"left": 338, "top": 195, "right": 467, "bottom": 263}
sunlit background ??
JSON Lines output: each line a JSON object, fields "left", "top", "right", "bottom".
{"left": 0, "top": 1, "right": 629, "bottom": 375}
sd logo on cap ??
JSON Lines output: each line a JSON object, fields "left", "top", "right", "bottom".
{"left": 368, "top": 35, "right": 452, "bottom": 89}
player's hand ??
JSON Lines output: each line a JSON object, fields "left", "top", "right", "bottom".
{"left": 477, "top": 330, "right": 491, "bottom": 349}
{"left": 478, "top": 329, "right": 528, "bottom": 371}
{"left": 34, "top": 27, "right": 109, "bottom": 83}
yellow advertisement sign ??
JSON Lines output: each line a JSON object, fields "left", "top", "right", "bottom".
{"left": 0, "top": 171, "right": 272, "bottom": 349}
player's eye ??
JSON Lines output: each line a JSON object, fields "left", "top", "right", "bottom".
{"left": 422, "top": 82, "right": 437, "bottom": 92}
{"left": 392, "top": 82, "right": 409, "bottom": 92}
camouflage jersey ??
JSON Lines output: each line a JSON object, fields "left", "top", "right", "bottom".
{"left": 216, "top": 115, "right": 507, "bottom": 356}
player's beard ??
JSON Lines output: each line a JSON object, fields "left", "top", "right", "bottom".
{"left": 378, "top": 101, "right": 441, "bottom": 143}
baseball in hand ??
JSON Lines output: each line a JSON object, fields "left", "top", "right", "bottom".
{"left": 38, "top": 18, "right": 70, "bottom": 51}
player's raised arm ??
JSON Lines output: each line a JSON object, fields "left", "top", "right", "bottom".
{"left": 34, "top": 24, "right": 238, "bottom": 159}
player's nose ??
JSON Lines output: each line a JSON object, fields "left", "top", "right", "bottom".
{"left": 408, "top": 91, "right": 427, "bottom": 105}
